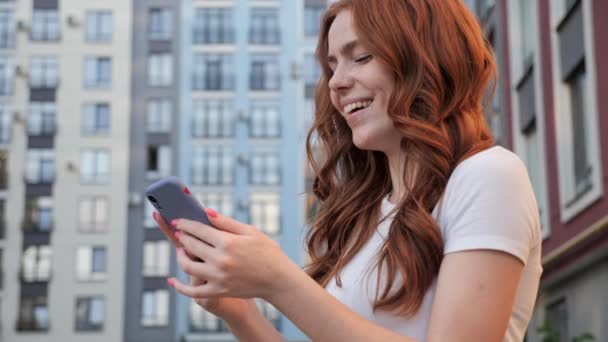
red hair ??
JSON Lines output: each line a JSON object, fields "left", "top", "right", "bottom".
{"left": 305, "top": 0, "right": 496, "bottom": 316}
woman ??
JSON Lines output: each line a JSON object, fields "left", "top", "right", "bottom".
{"left": 155, "top": 0, "right": 542, "bottom": 340}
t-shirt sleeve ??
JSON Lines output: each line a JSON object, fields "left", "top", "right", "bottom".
{"left": 438, "top": 149, "right": 541, "bottom": 265}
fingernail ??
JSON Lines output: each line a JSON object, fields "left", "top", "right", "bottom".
{"left": 174, "top": 231, "right": 180, "bottom": 239}
{"left": 167, "top": 278, "right": 175, "bottom": 287}
{"left": 171, "top": 219, "right": 178, "bottom": 227}
{"left": 153, "top": 211, "right": 158, "bottom": 220}
{"left": 205, "top": 208, "right": 218, "bottom": 218}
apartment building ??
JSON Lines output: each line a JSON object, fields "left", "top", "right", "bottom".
{"left": 468, "top": 0, "right": 608, "bottom": 341}
{"left": 124, "top": 0, "right": 181, "bottom": 341}
{"left": 2, "top": 0, "right": 132, "bottom": 341}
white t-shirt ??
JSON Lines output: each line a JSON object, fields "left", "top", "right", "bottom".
{"left": 325, "top": 146, "right": 543, "bottom": 341}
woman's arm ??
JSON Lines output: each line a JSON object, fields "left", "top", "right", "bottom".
{"left": 223, "top": 298, "right": 285, "bottom": 342}
{"left": 171, "top": 211, "right": 523, "bottom": 342}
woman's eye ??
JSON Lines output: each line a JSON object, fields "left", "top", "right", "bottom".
{"left": 355, "top": 55, "right": 372, "bottom": 63}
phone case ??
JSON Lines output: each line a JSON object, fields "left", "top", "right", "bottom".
{"left": 145, "top": 176, "right": 215, "bottom": 228}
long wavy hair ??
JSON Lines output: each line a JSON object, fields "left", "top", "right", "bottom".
{"left": 305, "top": 0, "right": 496, "bottom": 317}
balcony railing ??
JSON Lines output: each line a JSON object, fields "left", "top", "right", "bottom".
{"left": 21, "top": 220, "right": 53, "bottom": 233}
{"left": 16, "top": 318, "right": 50, "bottom": 332}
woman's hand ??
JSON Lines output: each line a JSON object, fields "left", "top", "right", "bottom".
{"left": 168, "top": 208, "right": 296, "bottom": 301}
{"left": 153, "top": 211, "right": 254, "bottom": 322}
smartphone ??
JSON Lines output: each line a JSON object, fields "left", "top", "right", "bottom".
{"left": 145, "top": 176, "right": 215, "bottom": 228}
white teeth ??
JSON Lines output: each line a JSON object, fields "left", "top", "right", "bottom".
{"left": 344, "top": 100, "right": 372, "bottom": 114}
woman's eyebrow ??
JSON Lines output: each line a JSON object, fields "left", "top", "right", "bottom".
{"left": 327, "top": 40, "right": 359, "bottom": 64}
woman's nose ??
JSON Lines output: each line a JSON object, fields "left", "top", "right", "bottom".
{"left": 328, "top": 66, "right": 354, "bottom": 92}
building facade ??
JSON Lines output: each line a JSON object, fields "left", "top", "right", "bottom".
{"left": 468, "top": 0, "right": 608, "bottom": 341}
{"left": 2, "top": 0, "right": 132, "bottom": 341}
{"left": 0, "top": 0, "right": 321, "bottom": 340}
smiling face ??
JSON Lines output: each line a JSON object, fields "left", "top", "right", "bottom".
{"left": 327, "top": 10, "right": 402, "bottom": 153}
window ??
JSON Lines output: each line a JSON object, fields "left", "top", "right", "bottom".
{"left": 25, "top": 149, "right": 55, "bottom": 184}
{"left": 192, "top": 99, "right": 233, "bottom": 138}
{"left": 146, "top": 145, "right": 171, "bottom": 179}
{"left": 21, "top": 245, "right": 52, "bottom": 282}
{"left": 76, "top": 246, "right": 106, "bottom": 281}
{"left": 23, "top": 197, "right": 53, "bottom": 232}
{"left": 250, "top": 54, "right": 280, "bottom": 91}
{"left": 0, "top": 10, "right": 15, "bottom": 48}
{"left": 79, "top": 197, "right": 108, "bottom": 233}
{"left": 304, "top": 0, "right": 325, "bottom": 37}
{"left": 143, "top": 240, "right": 170, "bottom": 277}
{"left": 249, "top": 193, "right": 280, "bottom": 235}
{"left": 250, "top": 150, "right": 280, "bottom": 185}
{"left": 0, "top": 155, "right": 6, "bottom": 190}
{"left": 546, "top": 298, "right": 568, "bottom": 342}
{"left": 28, "top": 102, "right": 56, "bottom": 136}
{"left": 146, "top": 99, "right": 172, "bottom": 133}
{"left": 192, "top": 53, "right": 235, "bottom": 91}
{"left": 86, "top": 11, "right": 112, "bottom": 42}
{"left": 17, "top": 296, "right": 49, "bottom": 331}
{"left": 196, "top": 193, "right": 232, "bottom": 217}
{"left": 0, "top": 56, "right": 13, "bottom": 95}
{"left": 0, "top": 159, "right": 4, "bottom": 191}
{"left": 144, "top": 200, "right": 156, "bottom": 228}
{"left": 552, "top": 0, "right": 602, "bottom": 221}
{"left": 193, "top": 8, "right": 234, "bottom": 44}
{"left": 304, "top": 53, "right": 320, "bottom": 99}
{"left": 0, "top": 104, "right": 11, "bottom": 143}
{"left": 30, "top": 56, "right": 58, "bottom": 88}
{"left": 31, "top": 9, "right": 59, "bottom": 41}
{"left": 191, "top": 145, "right": 233, "bottom": 185}
{"left": 249, "top": 8, "right": 280, "bottom": 44}
{"left": 250, "top": 101, "right": 280, "bottom": 138}
{"left": 148, "top": 54, "right": 173, "bottom": 86}
{"left": 84, "top": 57, "right": 111, "bottom": 88}
{"left": 565, "top": 64, "right": 592, "bottom": 203}
{"left": 82, "top": 103, "right": 110, "bottom": 135}
{"left": 75, "top": 296, "right": 105, "bottom": 331}
{"left": 519, "top": 0, "right": 534, "bottom": 70}
{"left": 190, "top": 300, "right": 229, "bottom": 332}
{"left": 141, "top": 290, "right": 169, "bottom": 327}
{"left": 80, "top": 149, "right": 110, "bottom": 184}
{"left": 148, "top": 8, "right": 173, "bottom": 41}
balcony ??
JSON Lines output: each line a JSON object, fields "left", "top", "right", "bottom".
{"left": 249, "top": 29, "right": 280, "bottom": 45}
{"left": 0, "top": 171, "right": 7, "bottom": 189}
{"left": 21, "top": 220, "right": 53, "bottom": 234}
{"left": 249, "top": 72, "right": 281, "bottom": 91}
{"left": 193, "top": 29, "right": 235, "bottom": 45}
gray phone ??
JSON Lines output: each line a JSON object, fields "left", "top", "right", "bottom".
{"left": 145, "top": 176, "right": 215, "bottom": 228}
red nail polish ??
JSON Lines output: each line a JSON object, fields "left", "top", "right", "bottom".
{"left": 171, "top": 219, "right": 178, "bottom": 226}
{"left": 206, "top": 208, "right": 218, "bottom": 218}
{"left": 167, "top": 278, "right": 175, "bottom": 287}
{"left": 174, "top": 231, "right": 180, "bottom": 239}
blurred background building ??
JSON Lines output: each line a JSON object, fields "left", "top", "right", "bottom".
{"left": 466, "top": 0, "right": 608, "bottom": 341}
{"left": 1, "top": 0, "right": 606, "bottom": 341}
{"left": 0, "top": 0, "right": 325, "bottom": 341}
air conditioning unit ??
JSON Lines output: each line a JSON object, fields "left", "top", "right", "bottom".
{"left": 12, "top": 111, "right": 25, "bottom": 124}
{"left": 290, "top": 62, "right": 302, "bottom": 80}
{"left": 14, "top": 65, "right": 29, "bottom": 78}
{"left": 66, "top": 15, "right": 80, "bottom": 27}
{"left": 129, "top": 192, "right": 143, "bottom": 206}
{"left": 237, "top": 199, "right": 249, "bottom": 211}
{"left": 237, "top": 153, "right": 250, "bottom": 165}
{"left": 65, "top": 161, "right": 77, "bottom": 172}
{"left": 16, "top": 20, "right": 29, "bottom": 32}
{"left": 237, "top": 110, "right": 249, "bottom": 122}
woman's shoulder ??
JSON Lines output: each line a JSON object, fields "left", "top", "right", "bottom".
{"left": 449, "top": 146, "right": 529, "bottom": 188}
